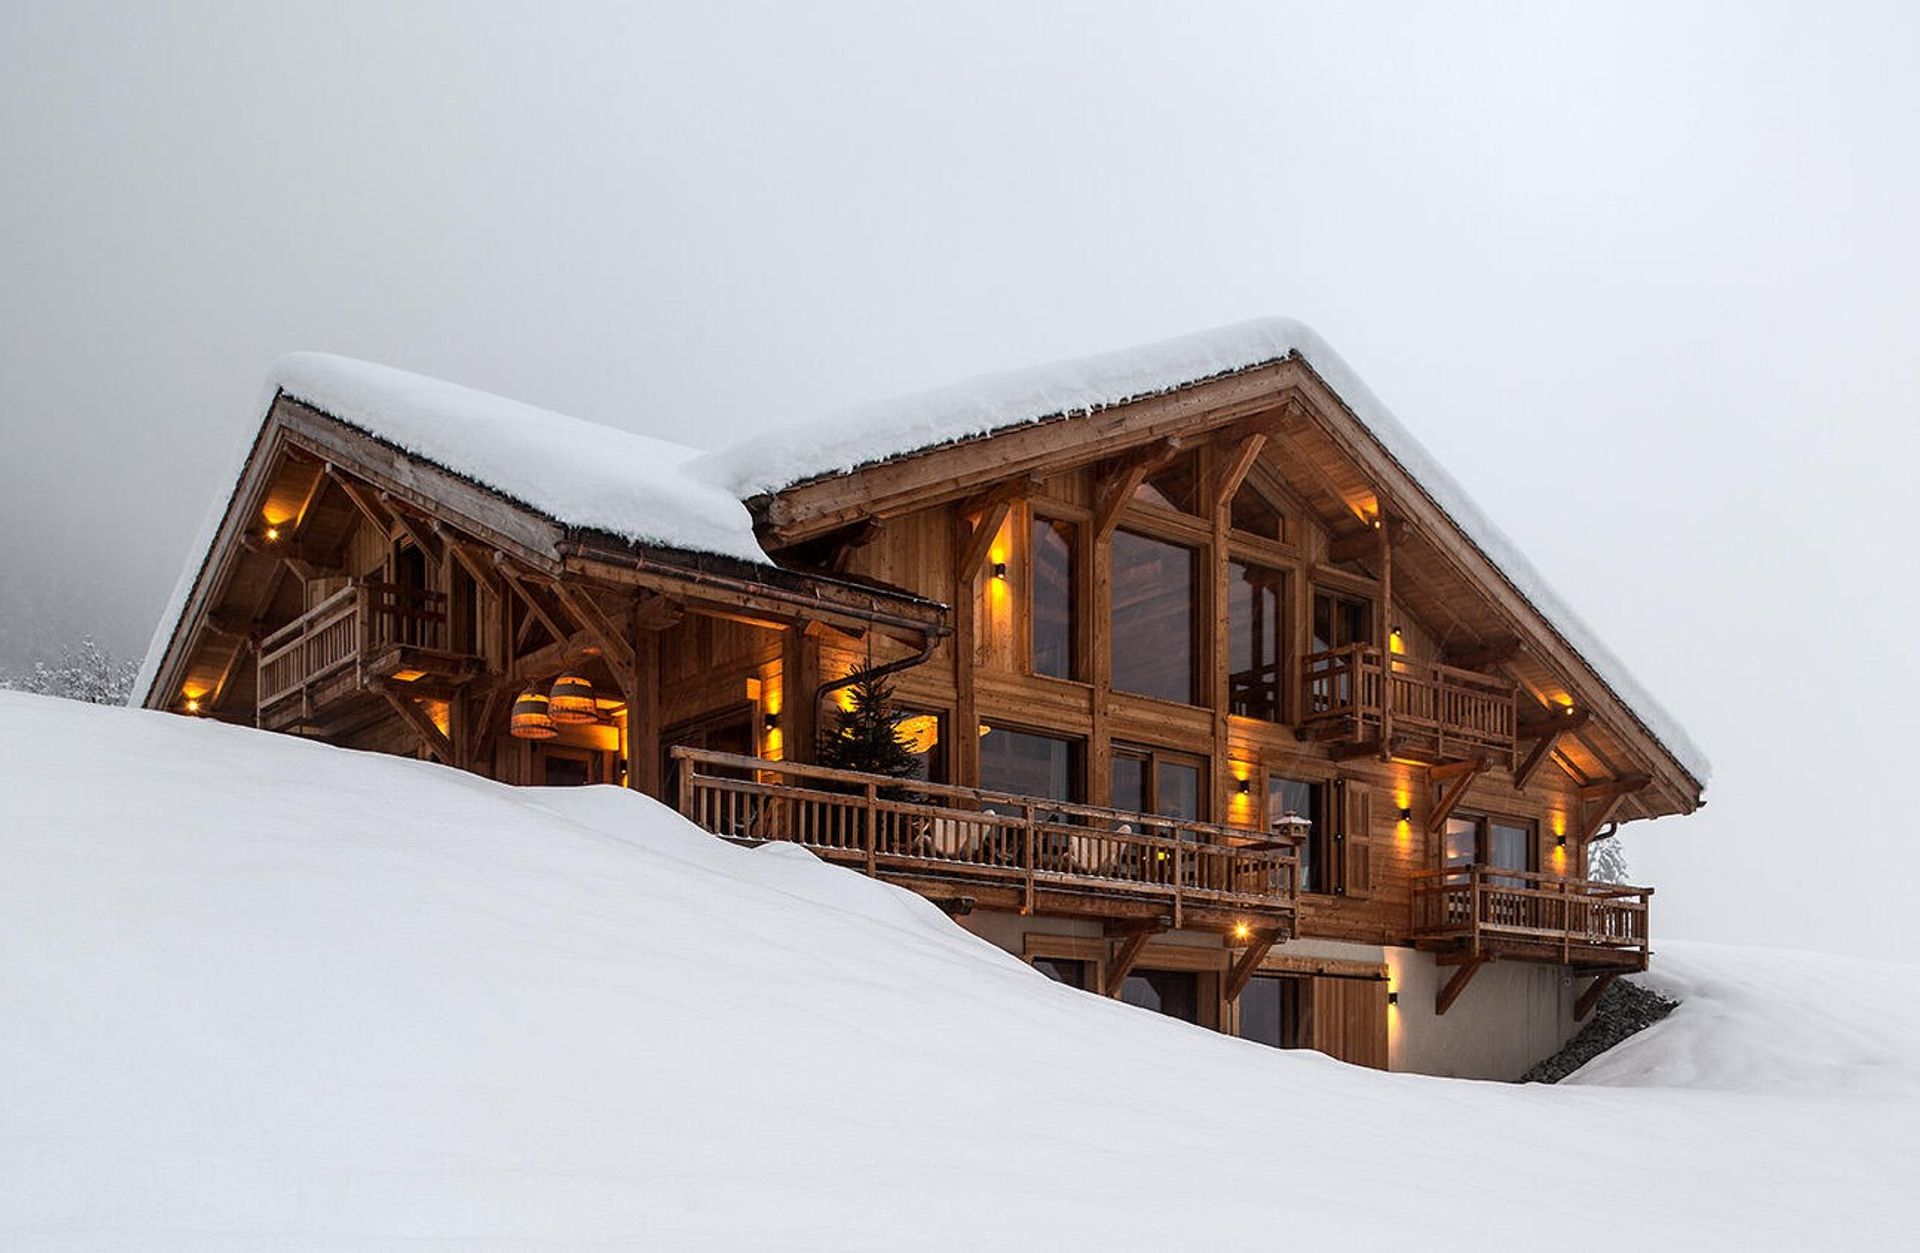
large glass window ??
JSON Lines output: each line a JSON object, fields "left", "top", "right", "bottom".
{"left": 1030, "top": 516, "right": 1077, "bottom": 680}
{"left": 1268, "top": 775, "right": 1326, "bottom": 893}
{"left": 1239, "top": 974, "right": 1306, "bottom": 1049}
{"left": 1444, "top": 813, "right": 1536, "bottom": 889}
{"left": 1113, "top": 744, "right": 1207, "bottom": 827}
{"left": 1229, "top": 561, "right": 1283, "bottom": 721}
{"left": 1122, "top": 969, "right": 1199, "bottom": 1022}
{"left": 1230, "top": 481, "right": 1286, "bottom": 542}
{"left": 896, "top": 710, "right": 946, "bottom": 783}
{"left": 1033, "top": 956, "right": 1089, "bottom": 989}
{"left": 1111, "top": 529, "right": 1198, "bottom": 704}
{"left": 979, "top": 726, "right": 1083, "bottom": 806}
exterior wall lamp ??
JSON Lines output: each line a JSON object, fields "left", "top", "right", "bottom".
{"left": 1399, "top": 806, "right": 1413, "bottom": 823}
{"left": 991, "top": 561, "right": 1008, "bottom": 580}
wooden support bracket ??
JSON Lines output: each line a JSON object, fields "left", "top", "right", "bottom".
{"left": 1435, "top": 956, "right": 1489, "bottom": 1016}
{"left": 1093, "top": 437, "right": 1184, "bottom": 539}
{"left": 379, "top": 687, "right": 455, "bottom": 766}
{"left": 1213, "top": 432, "right": 1269, "bottom": 509}
{"left": 1102, "top": 916, "right": 1171, "bottom": 998}
{"left": 1426, "top": 757, "right": 1488, "bottom": 836}
{"left": 1514, "top": 708, "right": 1593, "bottom": 790}
{"left": 547, "top": 581, "right": 639, "bottom": 691}
{"left": 1223, "top": 927, "right": 1285, "bottom": 1003}
{"left": 325, "top": 464, "right": 393, "bottom": 534}
{"left": 1574, "top": 972, "right": 1619, "bottom": 1022}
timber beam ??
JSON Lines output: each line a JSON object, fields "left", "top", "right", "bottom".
{"left": 1213, "top": 431, "right": 1269, "bottom": 509}
{"left": 378, "top": 491, "right": 445, "bottom": 564}
{"left": 546, "top": 582, "right": 638, "bottom": 692}
{"left": 1442, "top": 638, "right": 1524, "bottom": 671}
{"left": 325, "top": 463, "right": 393, "bottom": 534}
{"left": 1327, "top": 519, "right": 1406, "bottom": 565}
{"left": 1435, "top": 956, "right": 1489, "bottom": 1016}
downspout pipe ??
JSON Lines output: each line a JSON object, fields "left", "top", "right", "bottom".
{"left": 812, "top": 632, "right": 942, "bottom": 756}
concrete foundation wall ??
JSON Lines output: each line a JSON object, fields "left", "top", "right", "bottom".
{"left": 1386, "top": 948, "right": 1579, "bottom": 1080}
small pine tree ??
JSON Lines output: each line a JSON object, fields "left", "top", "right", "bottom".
{"left": 1589, "top": 834, "right": 1630, "bottom": 885}
{"left": 2, "top": 636, "right": 139, "bottom": 706}
{"left": 818, "top": 669, "right": 919, "bottom": 779}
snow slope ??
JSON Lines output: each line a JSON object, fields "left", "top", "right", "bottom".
{"left": 1, "top": 695, "right": 1888, "bottom": 1250}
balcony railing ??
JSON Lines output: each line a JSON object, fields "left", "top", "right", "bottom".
{"left": 1303, "top": 644, "right": 1517, "bottom": 767}
{"left": 257, "top": 580, "right": 455, "bottom": 714}
{"left": 671, "top": 747, "right": 1300, "bottom": 933}
{"left": 1409, "top": 865, "right": 1652, "bottom": 969}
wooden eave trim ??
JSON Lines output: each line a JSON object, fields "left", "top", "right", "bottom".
{"left": 1277, "top": 365, "right": 1705, "bottom": 813}
{"left": 757, "top": 361, "right": 1299, "bottom": 545}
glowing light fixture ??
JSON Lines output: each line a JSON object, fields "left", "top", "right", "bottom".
{"left": 1399, "top": 805, "right": 1413, "bottom": 823}
{"left": 1556, "top": 834, "right": 1568, "bottom": 849}
{"left": 1236, "top": 778, "right": 1251, "bottom": 795}
{"left": 184, "top": 697, "right": 201, "bottom": 714}
{"left": 548, "top": 674, "right": 597, "bottom": 724}
{"left": 763, "top": 710, "right": 781, "bottom": 731}
{"left": 1387, "top": 990, "right": 1400, "bottom": 1007}
{"left": 510, "top": 687, "right": 556, "bottom": 739}
{"left": 1232, "top": 922, "right": 1252, "bottom": 941}
{"left": 264, "top": 526, "right": 281, "bottom": 542}
{"left": 991, "top": 561, "right": 1008, "bottom": 580}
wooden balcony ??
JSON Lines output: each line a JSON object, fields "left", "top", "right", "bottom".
{"left": 1410, "top": 866, "right": 1652, "bottom": 974}
{"left": 1302, "top": 644, "right": 1517, "bottom": 768}
{"left": 257, "top": 581, "right": 477, "bottom": 730}
{"left": 672, "top": 748, "right": 1300, "bottom": 936}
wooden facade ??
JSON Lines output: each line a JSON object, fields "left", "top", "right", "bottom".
{"left": 144, "top": 349, "right": 1702, "bottom": 1072}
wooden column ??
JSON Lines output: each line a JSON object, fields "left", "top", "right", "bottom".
{"left": 782, "top": 621, "right": 822, "bottom": 764}
{"left": 627, "top": 610, "right": 661, "bottom": 796}
{"left": 1376, "top": 512, "right": 1394, "bottom": 761}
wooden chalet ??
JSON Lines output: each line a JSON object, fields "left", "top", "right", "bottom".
{"left": 139, "top": 322, "right": 1706, "bottom": 1078}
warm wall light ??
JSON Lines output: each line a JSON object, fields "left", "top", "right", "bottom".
{"left": 1556, "top": 834, "right": 1568, "bottom": 849}
{"left": 991, "top": 561, "right": 1008, "bottom": 580}
{"left": 1232, "top": 922, "right": 1252, "bottom": 941}
{"left": 764, "top": 711, "right": 781, "bottom": 731}
{"left": 1399, "top": 805, "right": 1413, "bottom": 823}
{"left": 264, "top": 526, "right": 281, "bottom": 542}
{"left": 1387, "top": 990, "right": 1400, "bottom": 1007}
{"left": 184, "top": 697, "right": 201, "bottom": 714}
{"left": 1236, "top": 778, "right": 1252, "bottom": 795}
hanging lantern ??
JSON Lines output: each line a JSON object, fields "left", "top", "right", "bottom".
{"left": 510, "top": 687, "right": 556, "bottom": 739}
{"left": 548, "top": 673, "right": 597, "bottom": 724}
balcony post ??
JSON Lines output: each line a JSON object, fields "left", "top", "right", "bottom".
{"left": 864, "top": 781, "right": 879, "bottom": 877}
{"left": 1377, "top": 515, "right": 1393, "bottom": 761}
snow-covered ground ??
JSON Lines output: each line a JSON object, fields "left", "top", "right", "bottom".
{"left": 1, "top": 693, "right": 1907, "bottom": 1250}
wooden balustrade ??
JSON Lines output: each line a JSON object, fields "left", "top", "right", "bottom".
{"left": 672, "top": 747, "right": 1300, "bottom": 932}
{"left": 1303, "top": 644, "right": 1517, "bottom": 767}
{"left": 257, "top": 580, "right": 455, "bottom": 716}
{"left": 1410, "top": 865, "right": 1652, "bottom": 969}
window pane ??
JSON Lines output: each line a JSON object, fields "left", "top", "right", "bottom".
{"left": 1033, "top": 957, "right": 1088, "bottom": 989}
{"left": 1490, "top": 820, "right": 1531, "bottom": 888}
{"left": 1229, "top": 561, "right": 1282, "bottom": 721}
{"left": 897, "top": 712, "right": 944, "bottom": 783}
{"left": 1268, "top": 776, "right": 1321, "bottom": 893}
{"left": 1031, "top": 516, "right": 1076, "bottom": 679}
{"left": 1112, "top": 529, "right": 1197, "bottom": 704}
{"left": 1110, "top": 752, "right": 1147, "bottom": 814}
{"left": 1156, "top": 761, "right": 1201, "bottom": 821}
{"left": 1444, "top": 816, "right": 1478, "bottom": 884}
{"left": 1230, "top": 482, "right": 1284, "bottom": 541}
{"left": 979, "top": 727, "right": 1082, "bottom": 804}
{"left": 1239, "top": 974, "right": 1302, "bottom": 1048}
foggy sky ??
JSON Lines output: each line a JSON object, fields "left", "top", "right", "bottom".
{"left": 5, "top": 2, "right": 1917, "bottom": 960}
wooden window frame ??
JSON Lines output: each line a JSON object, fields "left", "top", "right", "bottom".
{"left": 1026, "top": 509, "right": 1083, "bottom": 683}
{"left": 1108, "top": 521, "right": 1208, "bottom": 709}
{"left": 1110, "top": 740, "right": 1212, "bottom": 823}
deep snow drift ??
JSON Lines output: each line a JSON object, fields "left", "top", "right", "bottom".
{"left": 1, "top": 694, "right": 1902, "bottom": 1249}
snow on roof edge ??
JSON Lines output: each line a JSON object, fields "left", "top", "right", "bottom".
{"left": 694, "top": 317, "right": 1709, "bottom": 789}
{"left": 135, "top": 353, "right": 771, "bottom": 706}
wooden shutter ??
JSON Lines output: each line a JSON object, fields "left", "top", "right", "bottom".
{"left": 1340, "top": 781, "right": 1375, "bottom": 899}
{"left": 1309, "top": 975, "right": 1388, "bottom": 1070}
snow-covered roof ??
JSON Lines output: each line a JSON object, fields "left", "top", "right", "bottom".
{"left": 135, "top": 324, "right": 1708, "bottom": 789}
{"left": 698, "top": 317, "right": 1709, "bottom": 786}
